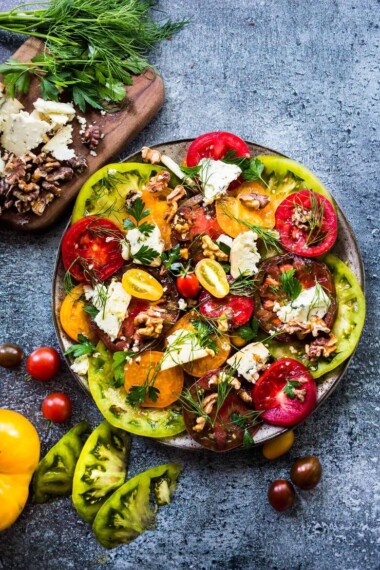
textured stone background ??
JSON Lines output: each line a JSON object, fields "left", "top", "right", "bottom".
{"left": 0, "top": 1, "right": 379, "bottom": 569}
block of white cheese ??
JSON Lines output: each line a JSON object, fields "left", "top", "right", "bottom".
{"left": 230, "top": 230, "right": 261, "bottom": 279}
{"left": 1, "top": 111, "right": 50, "bottom": 155}
{"left": 71, "top": 354, "right": 89, "bottom": 376}
{"left": 275, "top": 284, "right": 331, "bottom": 325}
{"left": 33, "top": 99, "right": 76, "bottom": 132}
{"left": 227, "top": 342, "right": 270, "bottom": 383}
{"left": 127, "top": 223, "right": 164, "bottom": 267}
{"left": 161, "top": 328, "right": 212, "bottom": 370}
{"left": 93, "top": 281, "right": 131, "bottom": 341}
{"left": 0, "top": 98, "right": 24, "bottom": 131}
{"left": 43, "top": 124, "right": 75, "bottom": 160}
{"left": 199, "top": 158, "right": 242, "bottom": 205}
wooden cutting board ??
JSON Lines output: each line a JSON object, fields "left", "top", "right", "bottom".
{"left": 0, "top": 38, "right": 165, "bottom": 231}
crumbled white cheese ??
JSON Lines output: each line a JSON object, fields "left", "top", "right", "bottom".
{"left": 1, "top": 111, "right": 50, "bottom": 155}
{"left": 94, "top": 281, "right": 131, "bottom": 341}
{"left": 120, "top": 239, "right": 131, "bottom": 261}
{"left": 71, "top": 354, "right": 89, "bottom": 376}
{"left": 216, "top": 234, "right": 233, "bottom": 249}
{"left": 275, "top": 284, "right": 331, "bottom": 325}
{"left": 230, "top": 230, "right": 261, "bottom": 279}
{"left": 178, "top": 298, "right": 187, "bottom": 311}
{"left": 108, "top": 168, "right": 117, "bottom": 176}
{"left": 161, "top": 329, "right": 212, "bottom": 370}
{"left": 43, "top": 124, "right": 75, "bottom": 160}
{"left": 227, "top": 342, "right": 270, "bottom": 383}
{"left": 0, "top": 98, "right": 24, "bottom": 131}
{"left": 83, "top": 284, "right": 95, "bottom": 301}
{"left": 90, "top": 150, "right": 97, "bottom": 157}
{"left": 33, "top": 98, "right": 75, "bottom": 119}
{"left": 199, "top": 158, "right": 242, "bottom": 205}
{"left": 127, "top": 223, "right": 164, "bottom": 267}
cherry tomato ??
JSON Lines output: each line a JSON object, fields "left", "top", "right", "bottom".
{"left": 268, "top": 480, "right": 295, "bottom": 512}
{"left": 195, "top": 259, "right": 230, "bottom": 299}
{"left": 186, "top": 132, "right": 250, "bottom": 166}
{"left": 275, "top": 190, "right": 338, "bottom": 257}
{"left": 26, "top": 347, "right": 61, "bottom": 382}
{"left": 0, "top": 343, "right": 24, "bottom": 368}
{"left": 176, "top": 273, "right": 200, "bottom": 298}
{"left": 253, "top": 358, "right": 317, "bottom": 427}
{"left": 199, "top": 290, "right": 254, "bottom": 328}
{"left": 290, "top": 456, "right": 322, "bottom": 489}
{"left": 122, "top": 268, "right": 163, "bottom": 301}
{"left": 62, "top": 216, "right": 124, "bottom": 283}
{"left": 254, "top": 253, "right": 337, "bottom": 342}
{"left": 41, "top": 392, "right": 72, "bottom": 423}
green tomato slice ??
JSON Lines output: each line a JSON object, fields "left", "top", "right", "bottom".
{"left": 88, "top": 342, "right": 186, "bottom": 438}
{"left": 266, "top": 254, "right": 365, "bottom": 378}
{"left": 72, "top": 420, "right": 131, "bottom": 524}
{"left": 32, "top": 421, "right": 90, "bottom": 503}
{"left": 258, "top": 155, "right": 333, "bottom": 203}
{"left": 71, "top": 162, "right": 170, "bottom": 227}
{"left": 92, "top": 463, "right": 182, "bottom": 549}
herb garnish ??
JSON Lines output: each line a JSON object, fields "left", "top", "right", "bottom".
{"left": 234, "top": 317, "right": 259, "bottom": 342}
{"left": 279, "top": 269, "right": 302, "bottom": 301}
{"left": 222, "top": 152, "right": 269, "bottom": 188}
{"left": 123, "top": 197, "right": 159, "bottom": 264}
{"left": 112, "top": 351, "right": 134, "bottom": 387}
{"left": 161, "top": 244, "right": 183, "bottom": 273}
{"left": 192, "top": 319, "right": 219, "bottom": 354}
{"left": 126, "top": 361, "right": 160, "bottom": 406}
{"left": 229, "top": 410, "right": 262, "bottom": 447}
{"left": 283, "top": 379, "right": 302, "bottom": 399}
{"left": 65, "top": 334, "right": 97, "bottom": 358}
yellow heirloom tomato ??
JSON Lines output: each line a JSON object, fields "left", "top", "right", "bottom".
{"left": 0, "top": 410, "right": 40, "bottom": 531}
{"left": 195, "top": 259, "right": 230, "bottom": 299}
{"left": 59, "top": 284, "right": 97, "bottom": 342}
{"left": 122, "top": 269, "right": 163, "bottom": 301}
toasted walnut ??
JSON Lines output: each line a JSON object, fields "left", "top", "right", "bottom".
{"left": 31, "top": 192, "right": 54, "bottom": 216}
{"left": 46, "top": 166, "right": 74, "bottom": 183}
{"left": 292, "top": 204, "right": 311, "bottom": 230}
{"left": 67, "top": 155, "right": 88, "bottom": 173}
{"left": 125, "top": 190, "right": 143, "bottom": 209}
{"left": 134, "top": 307, "right": 165, "bottom": 338}
{"left": 164, "top": 185, "right": 187, "bottom": 222}
{"left": 239, "top": 193, "right": 270, "bottom": 210}
{"left": 144, "top": 170, "right": 171, "bottom": 193}
{"left": 282, "top": 316, "right": 330, "bottom": 339}
{"left": 237, "top": 389, "right": 253, "bottom": 404}
{"left": 208, "top": 374, "right": 219, "bottom": 388}
{"left": 309, "top": 316, "right": 331, "bottom": 338}
{"left": 193, "top": 416, "right": 207, "bottom": 432}
{"left": 81, "top": 124, "right": 101, "bottom": 150}
{"left": 201, "top": 235, "right": 228, "bottom": 261}
{"left": 180, "top": 248, "right": 189, "bottom": 260}
{"left": 305, "top": 333, "right": 337, "bottom": 361}
{"left": 141, "top": 146, "right": 162, "bottom": 164}
{"left": 173, "top": 215, "right": 190, "bottom": 235}
{"left": 4, "top": 155, "right": 26, "bottom": 185}
{"left": 217, "top": 311, "right": 232, "bottom": 332}
{"left": 17, "top": 180, "right": 40, "bottom": 193}
{"left": 41, "top": 181, "right": 61, "bottom": 196}
{"left": 229, "top": 377, "right": 241, "bottom": 391}
{"left": 202, "top": 393, "right": 218, "bottom": 414}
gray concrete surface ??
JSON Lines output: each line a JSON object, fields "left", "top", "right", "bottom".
{"left": 0, "top": 1, "right": 379, "bottom": 569}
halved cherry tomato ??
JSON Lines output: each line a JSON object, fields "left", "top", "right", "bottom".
{"left": 253, "top": 358, "right": 317, "bottom": 427}
{"left": 176, "top": 273, "right": 200, "bottom": 299}
{"left": 199, "top": 290, "right": 254, "bottom": 328}
{"left": 183, "top": 369, "right": 259, "bottom": 451}
{"left": 26, "top": 347, "right": 61, "bottom": 381}
{"left": 195, "top": 259, "right": 230, "bottom": 299}
{"left": 62, "top": 216, "right": 124, "bottom": 283}
{"left": 41, "top": 392, "right": 72, "bottom": 423}
{"left": 124, "top": 351, "right": 184, "bottom": 408}
{"left": 275, "top": 190, "right": 337, "bottom": 257}
{"left": 122, "top": 269, "right": 163, "bottom": 301}
{"left": 59, "top": 284, "right": 97, "bottom": 342}
{"left": 186, "top": 132, "right": 250, "bottom": 167}
{"left": 254, "top": 253, "right": 337, "bottom": 342}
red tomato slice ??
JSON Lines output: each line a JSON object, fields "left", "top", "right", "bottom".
{"left": 253, "top": 358, "right": 317, "bottom": 427}
{"left": 171, "top": 195, "right": 223, "bottom": 242}
{"left": 119, "top": 298, "right": 149, "bottom": 338}
{"left": 199, "top": 290, "right": 254, "bottom": 328}
{"left": 275, "top": 190, "right": 337, "bottom": 257}
{"left": 62, "top": 216, "right": 124, "bottom": 282}
{"left": 186, "top": 132, "right": 250, "bottom": 167}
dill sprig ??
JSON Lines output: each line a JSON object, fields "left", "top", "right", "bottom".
{"left": 229, "top": 273, "right": 257, "bottom": 297}
{"left": 0, "top": 0, "right": 187, "bottom": 110}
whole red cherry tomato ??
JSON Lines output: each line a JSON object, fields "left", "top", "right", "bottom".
{"left": 41, "top": 392, "right": 72, "bottom": 423}
{"left": 268, "top": 479, "right": 295, "bottom": 512}
{"left": 176, "top": 273, "right": 200, "bottom": 298}
{"left": 26, "top": 347, "right": 61, "bottom": 381}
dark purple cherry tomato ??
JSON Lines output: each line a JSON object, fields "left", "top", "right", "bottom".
{"left": 290, "top": 456, "right": 322, "bottom": 490}
{"left": 268, "top": 479, "right": 295, "bottom": 512}
{"left": 0, "top": 343, "right": 24, "bottom": 368}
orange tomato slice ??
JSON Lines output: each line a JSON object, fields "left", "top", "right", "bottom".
{"left": 59, "top": 285, "right": 97, "bottom": 342}
{"left": 165, "top": 312, "right": 231, "bottom": 377}
{"left": 124, "top": 351, "right": 184, "bottom": 408}
{"left": 216, "top": 181, "right": 288, "bottom": 237}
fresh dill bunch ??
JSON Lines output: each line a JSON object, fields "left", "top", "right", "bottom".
{"left": 0, "top": 0, "right": 187, "bottom": 110}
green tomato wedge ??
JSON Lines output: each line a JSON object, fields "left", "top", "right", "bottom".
{"left": 88, "top": 342, "right": 186, "bottom": 438}
{"left": 32, "top": 421, "right": 90, "bottom": 503}
{"left": 71, "top": 162, "right": 171, "bottom": 227}
{"left": 258, "top": 155, "right": 333, "bottom": 203}
{"left": 72, "top": 420, "right": 131, "bottom": 524}
{"left": 92, "top": 463, "right": 182, "bottom": 549}
{"left": 266, "top": 254, "right": 365, "bottom": 378}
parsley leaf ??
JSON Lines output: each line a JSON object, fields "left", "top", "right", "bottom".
{"left": 192, "top": 319, "right": 218, "bottom": 354}
{"left": 283, "top": 379, "right": 301, "bottom": 399}
{"left": 222, "top": 152, "right": 268, "bottom": 188}
{"left": 180, "top": 165, "right": 202, "bottom": 177}
{"left": 84, "top": 305, "right": 99, "bottom": 319}
{"left": 126, "top": 384, "right": 160, "bottom": 406}
{"left": 243, "top": 430, "right": 254, "bottom": 448}
{"left": 133, "top": 245, "right": 160, "bottom": 265}
{"left": 126, "top": 197, "right": 150, "bottom": 225}
{"left": 161, "top": 244, "right": 182, "bottom": 271}
{"left": 280, "top": 269, "right": 302, "bottom": 301}
{"left": 137, "top": 221, "right": 155, "bottom": 236}
{"left": 112, "top": 351, "right": 134, "bottom": 387}
{"left": 65, "top": 334, "right": 97, "bottom": 358}
{"left": 234, "top": 318, "right": 259, "bottom": 341}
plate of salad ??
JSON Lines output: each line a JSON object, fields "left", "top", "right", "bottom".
{"left": 52, "top": 132, "right": 366, "bottom": 452}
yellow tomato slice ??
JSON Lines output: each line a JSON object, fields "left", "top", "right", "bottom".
{"left": 59, "top": 285, "right": 97, "bottom": 342}
{"left": 122, "top": 269, "right": 163, "bottom": 301}
{"left": 195, "top": 259, "right": 229, "bottom": 299}
{"left": 124, "top": 351, "right": 184, "bottom": 408}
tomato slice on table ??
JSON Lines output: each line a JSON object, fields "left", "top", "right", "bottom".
{"left": 199, "top": 290, "right": 254, "bottom": 328}
{"left": 62, "top": 216, "right": 124, "bottom": 282}
{"left": 275, "top": 190, "right": 338, "bottom": 257}
{"left": 186, "top": 132, "right": 250, "bottom": 166}
{"left": 253, "top": 358, "right": 317, "bottom": 427}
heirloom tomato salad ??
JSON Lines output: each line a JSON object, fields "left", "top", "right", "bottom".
{"left": 59, "top": 132, "right": 365, "bottom": 452}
